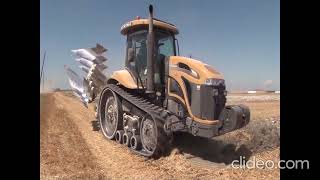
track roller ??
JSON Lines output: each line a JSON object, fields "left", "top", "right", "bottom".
{"left": 115, "top": 130, "right": 125, "bottom": 144}
{"left": 130, "top": 135, "right": 142, "bottom": 150}
{"left": 123, "top": 133, "right": 132, "bottom": 147}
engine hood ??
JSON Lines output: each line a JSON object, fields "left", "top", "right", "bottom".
{"left": 168, "top": 56, "right": 224, "bottom": 84}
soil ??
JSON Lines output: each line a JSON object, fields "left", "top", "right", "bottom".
{"left": 40, "top": 92, "right": 280, "bottom": 179}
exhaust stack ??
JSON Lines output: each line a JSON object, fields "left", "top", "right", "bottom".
{"left": 146, "top": 5, "right": 155, "bottom": 93}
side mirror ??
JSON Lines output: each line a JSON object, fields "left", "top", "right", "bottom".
{"left": 128, "top": 48, "right": 134, "bottom": 62}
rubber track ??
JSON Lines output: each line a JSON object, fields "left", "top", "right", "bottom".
{"left": 102, "top": 84, "right": 170, "bottom": 157}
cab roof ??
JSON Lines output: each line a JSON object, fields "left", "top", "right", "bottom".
{"left": 120, "top": 18, "right": 179, "bottom": 35}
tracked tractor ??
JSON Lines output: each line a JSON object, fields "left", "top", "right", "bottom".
{"left": 66, "top": 5, "right": 250, "bottom": 157}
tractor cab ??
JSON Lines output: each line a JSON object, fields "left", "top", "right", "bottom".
{"left": 120, "top": 18, "right": 179, "bottom": 89}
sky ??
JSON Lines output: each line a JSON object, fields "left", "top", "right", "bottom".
{"left": 40, "top": 0, "right": 279, "bottom": 91}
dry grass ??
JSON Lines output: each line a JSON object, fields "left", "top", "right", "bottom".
{"left": 40, "top": 92, "right": 280, "bottom": 179}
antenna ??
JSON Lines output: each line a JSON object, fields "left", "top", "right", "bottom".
{"left": 40, "top": 50, "right": 46, "bottom": 85}
{"left": 42, "top": 70, "right": 45, "bottom": 92}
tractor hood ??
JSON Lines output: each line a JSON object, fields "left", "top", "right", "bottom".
{"left": 168, "top": 56, "right": 224, "bottom": 85}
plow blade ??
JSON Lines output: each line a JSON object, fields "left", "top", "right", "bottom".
{"left": 65, "top": 66, "right": 90, "bottom": 108}
{"left": 65, "top": 43, "right": 109, "bottom": 107}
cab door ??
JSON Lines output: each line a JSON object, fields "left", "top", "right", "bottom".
{"left": 125, "top": 30, "right": 148, "bottom": 87}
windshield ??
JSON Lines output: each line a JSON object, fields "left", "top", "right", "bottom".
{"left": 155, "top": 31, "right": 175, "bottom": 57}
{"left": 126, "top": 30, "right": 175, "bottom": 86}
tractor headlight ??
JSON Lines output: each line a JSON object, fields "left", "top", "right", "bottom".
{"left": 205, "top": 78, "right": 225, "bottom": 86}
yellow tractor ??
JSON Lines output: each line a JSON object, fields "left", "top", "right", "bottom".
{"left": 67, "top": 5, "right": 250, "bottom": 157}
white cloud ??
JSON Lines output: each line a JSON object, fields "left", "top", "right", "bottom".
{"left": 263, "top": 80, "right": 273, "bottom": 87}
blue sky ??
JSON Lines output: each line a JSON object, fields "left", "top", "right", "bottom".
{"left": 40, "top": 0, "right": 279, "bottom": 91}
